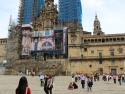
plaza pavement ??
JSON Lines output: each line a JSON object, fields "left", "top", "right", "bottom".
{"left": 0, "top": 75, "right": 125, "bottom": 94}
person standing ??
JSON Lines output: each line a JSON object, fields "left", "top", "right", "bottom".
{"left": 113, "top": 74, "right": 116, "bottom": 84}
{"left": 15, "top": 76, "right": 31, "bottom": 94}
{"left": 40, "top": 74, "right": 44, "bottom": 86}
{"left": 44, "top": 74, "right": 49, "bottom": 94}
{"left": 72, "top": 74, "right": 74, "bottom": 82}
{"left": 118, "top": 74, "right": 121, "bottom": 85}
{"left": 75, "top": 74, "right": 78, "bottom": 82}
{"left": 87, "top": 77, "right": 93, "bottom": 92}
{"left": 122, "top": 74, "right": 124, "bottom": 82}
{"left": 80, "top": 74, "right": 86, "bottom": 89}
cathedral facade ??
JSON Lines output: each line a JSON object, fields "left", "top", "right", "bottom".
{"left": 4, "top": 0, "right": 125, "bottom": 75}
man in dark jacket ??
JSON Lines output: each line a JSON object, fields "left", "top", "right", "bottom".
{"left": 44, "top": 74, "right": 49, "bottom": 94}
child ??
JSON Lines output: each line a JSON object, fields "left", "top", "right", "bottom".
{"left": 87, "top": 77, "right": 93, "bottom": 92}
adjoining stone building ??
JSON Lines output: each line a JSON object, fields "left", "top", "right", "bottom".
{"left": 4, "top": 0, "right": 125, "bottom": 75}
{"left": 0, "top": 38, "right": 7, "bottom": 74}
{"left": 0, "top": 38, "right": 7, "bottom": 64}
{"left": 68, "top": 15, "right": 125, "bottom": 75}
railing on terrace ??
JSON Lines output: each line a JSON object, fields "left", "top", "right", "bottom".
{"left": 69, "top": 55, "right": 125, "bottom": 60}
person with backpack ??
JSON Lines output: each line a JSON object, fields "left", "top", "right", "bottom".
{"left": 87, "top": 77, "right": 93, "bottom": 92}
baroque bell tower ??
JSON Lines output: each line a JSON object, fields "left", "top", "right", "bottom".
{"left": 93, "top": 14, "right": 104, "bottom": 35}
{"left": 33, "top": 0, "right": 58, "bottom": 31}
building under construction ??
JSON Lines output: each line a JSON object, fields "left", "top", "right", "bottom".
{"left": 5, "top": 0, "right": 125, "bottom": 76}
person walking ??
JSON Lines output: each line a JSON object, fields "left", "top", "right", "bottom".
{"left": 80, "top": 74, "right": 86, "bottom": 89}
{"left": 46, "top": 74, "right": 53, "bottom": 94}
{"left": 15, "top": 76, "right": 31, "bottom": 94}
{"left": 118, "top": 74, "right": 121, "bottom": 85}
{"left": 87, "top": 77, "right": 93, "bottom": 92}
{"left": 113, "top": 74, "right": 116, "bottom": 84}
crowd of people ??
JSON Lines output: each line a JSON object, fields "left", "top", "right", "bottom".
{"left": 70, "top": 73, "right": 93, "bottom": 92}
{"left": 102, "top": 73, "right": 125, "bottom": 85}
{"left": 15, "top": 72, "right": 125, "bottom": 94}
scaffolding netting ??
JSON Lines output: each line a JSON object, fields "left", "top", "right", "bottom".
{"left": 59, "top": 0, "right": 82, "bottom": 25}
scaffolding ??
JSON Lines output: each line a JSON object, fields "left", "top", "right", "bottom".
{"left": 59, "top": 0, "right": 82, "bottom": 25}
{"left": 35, "top": 0, "right": 45, "bottom": 17}
{"left": 23, "top": 0, "right": 33, "bottom": 24}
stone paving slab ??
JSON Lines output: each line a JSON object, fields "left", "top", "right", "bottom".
{"left": 0, "top": 75, "right": 125, "bottom": 94}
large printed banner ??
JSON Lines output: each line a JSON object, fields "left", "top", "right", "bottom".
{"left": 22, "top": 30, "right": 55, "bottom": 55}
{"left": 21, "top": 28, "right": 67, "bottom": 55}
{"left": 63, "top": 27, "right": 68, "bottom": 54}
{"left": 22, "top": 30, "right": 32, "bottom": 55}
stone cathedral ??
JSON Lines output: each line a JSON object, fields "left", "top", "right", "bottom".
{"left": 3, "top": 0, "right": 125, "bottom": 75}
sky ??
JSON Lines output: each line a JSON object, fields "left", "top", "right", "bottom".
{"left": 0, "top": 0, "right": 125, "bottom": 38}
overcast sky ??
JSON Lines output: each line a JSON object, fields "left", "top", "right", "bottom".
{"left": 0, "top": 0, "right": 125, "bottom": 38}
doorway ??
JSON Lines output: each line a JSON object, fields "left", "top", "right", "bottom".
{"left": 111, "top": 69, "right": 116, "bottom": 75}
{"left": 100, "top": 68, "right": 103, "bottom": 75}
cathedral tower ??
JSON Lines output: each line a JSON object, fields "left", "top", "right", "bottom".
{"left": 93, "top": 14, "right": 104, "bottom": 35}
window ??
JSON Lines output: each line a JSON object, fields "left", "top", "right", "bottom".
{"left": 45, "top": 30, "right": 50, "bottom": 36}
{"left": 112, "top": 60, "right": 115, "bottom": 64}
{"left": 46, "top": 20, "right": 50, "bottom": 27}
{"left": 120, "top": 68, "right": 123, "bottom": 70}
{"left": 81, "top": 55, "right": 84, "bottom": 59}
{"left": 91, "top": 50, "right": 94, "bottom": 54}
{"left": 89, "top": 65, "right": 92, "bottom": 68}
{"left": 119, "top": 48, "right": 123, "bottom": 53}
{"left": 99, "top": 60, "right": 102, "bottom": 64}
{"left": 99, "top": 52, "right": 102, "bottom": 58}
{"left": 110, "top": 51, "right": 114, "bottom": 56}
{"left": 34, "top": 31, "right": 39, "bottom": 36}
{"left": 84, "top": 48, "right": 87, "bottom": 51}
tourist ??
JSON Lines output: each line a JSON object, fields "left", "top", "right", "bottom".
{"left": 72, "top": 74, "right": 74, "bottom": 82}
{"left": 106, "top": 73, "right": 109, "bottom": 84}
{"left": 47, "top": 74, "right": 53, "bottom": 94}
{"left": 113, "top": 74, "right": 116, "bottom": 84}
{"left": 118, "top": 74, "right": 121, "bottom": 85}
{"left": 52, "top": 75, "right": 55, "bottom": 87}
{"left": 97, "top": 73, "right": 100, "bottom": 81}
{"left": 75, "top": 73, "right": 78, "bottom": 82}
{"left": 87, "top": 77, "right": 93, "bottom": 92}
{"left": 122, "top": 74, "right": 124, "bottom": 82}
{"left": 15, "top": 76, "right": 31, "bottom": 94}
{"left": 73, "top": 82, "right": 78, "bottom": 89}
{"left": 44, "top": 74, "right": 49, "bottom": 94}
{"left": 80, "top": 74, "right": 86, "bottom": 89}
{"left": 94, "top": 73, "right": 98, "bottom": 82}
{"left": 68, "top": 82, "right": 74, "bottom": 90}
{"left": 40, "top": 73, "right": 44, "bottom": 86}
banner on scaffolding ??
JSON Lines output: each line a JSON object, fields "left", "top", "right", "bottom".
{"left": 63, "top": 27, "right": 68, "bottom": 54}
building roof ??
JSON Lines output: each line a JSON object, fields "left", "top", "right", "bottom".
{"left": 84, "top": 33, "right": 125, "bottom": 38}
